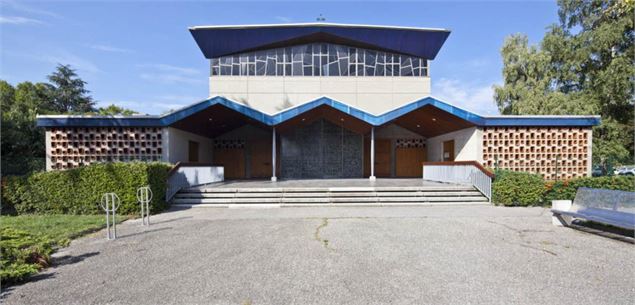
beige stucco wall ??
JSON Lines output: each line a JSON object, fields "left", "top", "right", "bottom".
{"left": 210, "top": 76, "right": 431, "bottom": 114}
{"left": 45, "top": 129, "right": 53, "bottom": 171}
{"left": 426, "top": 127, "right": 483, "bottom": 162}
{"left": 164, "top": 127, "right": 214, "bottom": 164}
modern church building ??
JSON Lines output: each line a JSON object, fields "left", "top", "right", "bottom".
{"left": 37, "top": 23, "right": 599, "bottom": 181}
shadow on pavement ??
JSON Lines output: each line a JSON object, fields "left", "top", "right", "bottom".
{"left": 118, "top": 227, "right": 172, "bottom": 239}
{"left": 149, "top": 216, "right": 193, "bottom": 225}
{"left": 571, "top": 220, "right": 634, "bottom": 244}
{"left": 0, "top": 270, "right": 56, "bottom": 297}
{"left": 53, "top": 251, "right": 100, "bottom": 267}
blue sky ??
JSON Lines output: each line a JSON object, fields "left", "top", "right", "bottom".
{"left": 0, "top": 0, "right": 559, "bottom": 115}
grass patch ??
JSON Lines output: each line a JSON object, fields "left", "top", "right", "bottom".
{"left": 0, "top": 214, "right": 127, "bottom": 284}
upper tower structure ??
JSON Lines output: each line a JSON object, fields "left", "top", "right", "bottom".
{"left": 190, "top": 23, "right": 451, "bottom": 114}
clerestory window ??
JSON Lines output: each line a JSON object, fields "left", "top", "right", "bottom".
{"left": 210, "top": 43, "right": 428, "bottom": 77}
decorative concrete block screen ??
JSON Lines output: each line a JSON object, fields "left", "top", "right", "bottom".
{"left": 48, "top": 127, "right": 163, "bottom": 170}
{"left": 482, "top": 127, "right": 591, "bottom": 180}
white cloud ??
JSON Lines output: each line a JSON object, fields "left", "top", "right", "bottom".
{"left": 42, "top": 52, "right": 101, "bottom": 74}
{"left": 466, "top": 58, "right": 489, "bottom": 68}
{"left": 275, "top": 16, "right": 292, "bottom": 23}
{"left": 1, "top": 0, "right": 61, "bottom": 18}
{"left": 137, "top": 63, "right": 200, "bottom": 75}
{"left": 99, "top": 95, "right": 204, "bottom": 115}
{"left": 0, "top": 16, "right": 43, "bottom": 25}
{"left": 154, "top": 95, "right": 205, "bottom": 111}
{"left": 139, "top": 73, "right": 203, "bottom": 85}
{"left": 137, "top": 64, "right": 204, "bottom": 85}
{"left": 432, "top": 78, "right": 500, "bottom": 115}
{"left": 87, "top": 44, "right": 133, "bottom": 53}
{"left": 5, "top": 49, "right": 101, "bottom": 74}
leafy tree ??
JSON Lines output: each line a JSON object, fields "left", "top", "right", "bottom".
{"left": 47, "top": 64, "right": 96, "bottom": 114}
{"left": 494, "top": 0, "right": 634, "bottom": 169}
{"left": 95, "top": 104, "right": 138, "bottom": 116}
{"left": 1, "top": 81, "right": 54, "bottom": 175}
{"left": 1, "top": 64, "right": 134, "bottom": 176}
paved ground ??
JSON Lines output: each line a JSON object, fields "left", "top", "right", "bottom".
{"left": 189, "top": 178, "right": 451, "bottom": 189}
{"left": 2, "top": 205, "right": 633, "bottom": 305}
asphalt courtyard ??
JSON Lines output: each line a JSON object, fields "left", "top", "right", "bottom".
{"left": 2, "top": 205, "right": 633, "bottom": 305}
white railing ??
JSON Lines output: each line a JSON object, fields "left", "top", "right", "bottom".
{"left": 422, "top": 161, "right": 494, "bottom": 201}
{"left": 166, "top": 163, "right": 224, "bottom": 202}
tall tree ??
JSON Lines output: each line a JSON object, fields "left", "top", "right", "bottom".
{"left": 1, "top": 64, "right": 135, "bottom": 176}
{"left": 1, "top": 81, "right": 54, "bottom": 175}
{"left": 95, "top": 104, "right": 138, "bottom": 116}
{"left": 494, "top": 0, "right": 634, "bottom": 169}
{"left": 47, "top": 64, "right": 96, "bottom": 113}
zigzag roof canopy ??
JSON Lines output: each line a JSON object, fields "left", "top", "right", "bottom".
{"left": 36, "top": 96, "right": 601, "bottom": 129}
{"left": 189, "top": 23, "right": 452, "bottom": 59}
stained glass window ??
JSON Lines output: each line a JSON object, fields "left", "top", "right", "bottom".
{"left": 210, "top": 43, "right": 428, "bottom": 77}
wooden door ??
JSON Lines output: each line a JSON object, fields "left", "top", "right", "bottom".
{"left": 364, "top": 139, "right": 391, "bottom": 177}
{"left": 213, "top": 148, "right": 245, "bottom": 179}
{"left": 188, "top": 141, "right": 199, "bottom": 162}
{"left": 250, "top": 139, "right": 272, "bottom": 178}
{"left": 375, "top": 140, "right": 391, "bottom": 177}
{"left": 396, "top": 147, "right": 426, "bottom": 177}
{"left": 443, "top": 140, "right": 455, "bottom": 161}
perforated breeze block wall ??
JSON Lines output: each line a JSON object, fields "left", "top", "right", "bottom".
{"left": 482, "top": 127, "right": 592, "bottom": 180}
{"left": 47, "top": 127, "right": 163, "bottom": 170}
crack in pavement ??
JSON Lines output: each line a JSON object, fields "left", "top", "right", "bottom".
{"left": 487, "top": 219, "right": 559, "bottom": 256}
{"left": 314, "top": 218, "right": 333, "bottom": 250}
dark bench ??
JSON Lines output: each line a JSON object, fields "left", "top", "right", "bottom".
{"left": 551, "top": 187, "right": 635, "bottom": 230}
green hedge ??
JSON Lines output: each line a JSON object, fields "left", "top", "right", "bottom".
{"left": 2, "top": 162, "right": 172, "bottom": 215}
{"left": 492, "top": 170, "right": 635, "bottom": 206}
{"left": 544, "top": 176, "right": 635, "bottom": 202}
{"left": 492, "top": 170, "right": 545, "bottom": 206}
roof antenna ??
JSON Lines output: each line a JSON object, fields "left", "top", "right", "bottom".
{"left": 316, "top": 14, "right": 326, "bottom": 22}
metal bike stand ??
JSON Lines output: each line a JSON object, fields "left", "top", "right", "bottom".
{"left": 100, "top": 193, "right": 121, "bottom": 240}
{"left": 137, "top": 186, "right": 153, "bottom": 226}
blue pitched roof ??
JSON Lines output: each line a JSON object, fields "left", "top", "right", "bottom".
{"left": 36, "top": 96, "right": 601, "bottom": 128}
{"left": 189, "top": 23, "right": 451, "bottom": 59}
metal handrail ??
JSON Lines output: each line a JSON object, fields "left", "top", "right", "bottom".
{"left": 422, "top": 161, "right": 494, "bottom": 201}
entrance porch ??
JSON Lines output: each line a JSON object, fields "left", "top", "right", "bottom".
{"left": 166, "top": 99, "right": 480, "bottom": 181}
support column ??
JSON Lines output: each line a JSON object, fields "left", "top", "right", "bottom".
{"left": 369, "top": 127, "right": 376, "bottom": 181}
{"left": 271, "top": 127, "right": 277, "bottom": 182}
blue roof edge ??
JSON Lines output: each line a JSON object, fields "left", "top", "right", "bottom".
{"left": 36, "top": 96, "right": 601, "bottom": 128}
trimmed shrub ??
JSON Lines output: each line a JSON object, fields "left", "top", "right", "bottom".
{"left": 2, "top": 162, "right": 172, "bottom": 215}
{"left": 492, "top": 170, "right": 544, "bottom": 206}
{"left": 544, "top": 176, "right": 635, "bottom": 202}
{"left": 0, "top": 227, "right": 53, "bottom": 284}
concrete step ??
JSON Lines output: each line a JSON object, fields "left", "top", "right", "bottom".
{"left": 174, "top": 190, "right": 483, "bottom": 199}
{"left": 172, "top": 201, "right": 489, "bottom": 208}
{"left": 185, "top": 185, "right": 476, "bottom": 193}
{"left": 173, "top": 184, "right": 488, "bottom": 206}
{"left": 172, "top": 196, "right": 488, "bottom": 205}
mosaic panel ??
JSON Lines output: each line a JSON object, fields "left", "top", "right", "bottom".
{"left": 48, "top": 127, "right": 163, "bottom": 170}
{"left": 482, "top": 127, "right": 591, "bottom": 180}
{"left": 280, "top": 119, "right": 362, "bottom": 178}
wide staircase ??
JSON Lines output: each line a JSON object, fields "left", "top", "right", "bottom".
{"left": 171, "top": 185, "right": 489, "bottom": 207}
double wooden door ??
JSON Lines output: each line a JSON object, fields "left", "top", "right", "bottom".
{"left": 395, "top": 147, "right": 426, "bottom": 177}
{"left": 250, "top": 139, "right": 273, "bottom": 178}
{"left": 213, "top": 148, "right": 245, "bottom": 179}
{"left": 365, "top": 139, "right": 427, "bottom": 178}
